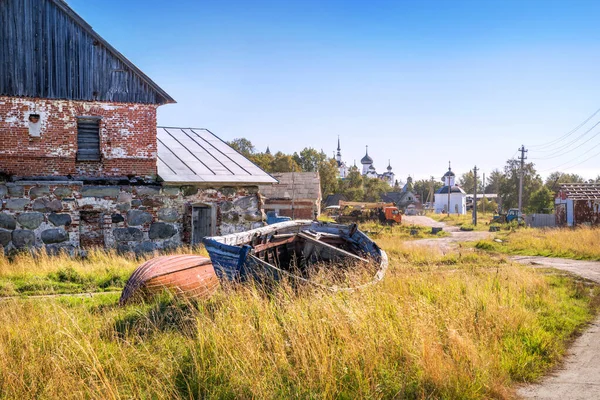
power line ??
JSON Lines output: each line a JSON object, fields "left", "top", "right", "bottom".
{"left": 540, "top": 139, "right": 600, "bottom": 172}
{"left": 531, "top": 119, "right": 600, "bottom": 154}
{"left": 561, "top": 148, "right": 600, "bottom": 172}
{"left": 528, "top": 106, "right": 600, "bottom": 149}
{"left": 530, "top": 122, "right": 600, "bottom": 160}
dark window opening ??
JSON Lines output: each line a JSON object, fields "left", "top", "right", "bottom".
{"left": 77, "top": 117, "right": 101, "bottom": 161}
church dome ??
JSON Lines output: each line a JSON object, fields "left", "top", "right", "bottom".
{"left": 361, "top": 146, "right": 373, "bottom": 164}
{"left": 361, "top": 154, "right": 373, "bottom": 164}
{"left": 443, "top": 170, "right": 455, "bottom": 177}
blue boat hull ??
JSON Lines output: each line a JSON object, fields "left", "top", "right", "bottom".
{"left": 202, "top": 221, "right": 387, "bottom": 288}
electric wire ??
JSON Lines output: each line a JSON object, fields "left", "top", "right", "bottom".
{"left": 539, "top": 139, "right": 600, "bottom": 172}
{"left": 530, "top": 122, "right": 600, "bottom": 160}
{"left": 527, "top": 106, "right": 600, "bottom": 150}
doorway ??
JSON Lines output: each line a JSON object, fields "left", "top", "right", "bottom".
{"left": 79, "top": 211, "right": 104, "bottom": 248}
{"left": 192, "top": 206, "right": 213, "bottom": 245}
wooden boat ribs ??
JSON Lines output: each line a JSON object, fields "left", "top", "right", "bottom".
{"left": 203, "top": 220, "right": 388, "bottom": 291}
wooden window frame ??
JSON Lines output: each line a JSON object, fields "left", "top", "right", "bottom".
{"left": 76, "top": 116, "right": 102, "bottom": 162}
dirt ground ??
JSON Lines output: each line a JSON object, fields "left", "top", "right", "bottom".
{"left": 406, "top": 216, "right": 600, "bottom": 399}
{"left": 402, "top": 215, "right": 490, "bottom": 253}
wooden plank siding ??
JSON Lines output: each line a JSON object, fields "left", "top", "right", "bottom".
{"left": 0, "top": 0, "right": 174, "bottom": 104}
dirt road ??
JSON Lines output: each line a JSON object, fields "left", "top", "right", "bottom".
{"left": 513, "top": 256, "right": 600, "bottom": 400}
{"left": 402, "top": 215, "right": 490, "bottom": 252}
{"left": 405, "top": 216, "right": 600, "bottom": 399}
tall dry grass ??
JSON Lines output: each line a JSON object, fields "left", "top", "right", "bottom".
{"left": 0, "top": 247, "right": 208, "bottom": 296}
{"left": 0, "top": 238, "right": 597, "bottom": 399}
{"left": 478, "top": 226, "right": 600, "bottom": 260}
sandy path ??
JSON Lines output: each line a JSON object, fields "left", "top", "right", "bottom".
{"left": 402, "top": 215, "right": 491, "bottom": 252}
{"left": 404, "top": 216, "right": 600, "bottom": 399}
{"left": 513, "top": 256, "right": 600, "bottom": 400}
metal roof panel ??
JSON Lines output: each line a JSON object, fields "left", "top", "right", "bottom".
{"left": 157, "top": 127, "right": 277, "bottom": 185}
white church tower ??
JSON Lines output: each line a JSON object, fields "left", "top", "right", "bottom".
{"left": 434, "top": 162, "right": 467, "bottom": 214}
{"left": 335, "top": 136, "right": 348, "bottom": 178}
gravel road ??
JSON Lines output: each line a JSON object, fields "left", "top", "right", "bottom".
{"left": 404, "top": 216, "right": 600, "bottom": 399}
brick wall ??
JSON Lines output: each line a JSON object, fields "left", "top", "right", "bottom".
{"left": 0, "top": 96, "right": 158, "bottom": 178}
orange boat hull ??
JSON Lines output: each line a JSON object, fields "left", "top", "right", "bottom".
{"left": 120, "top": 255, "right": 219, "bottom": 305}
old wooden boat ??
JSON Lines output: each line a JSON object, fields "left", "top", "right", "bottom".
{"left": 119, "top": 255, "right": 219, "bottom": 305}
{"left": 202, "top": 220, "right": 388, "bottom": 291}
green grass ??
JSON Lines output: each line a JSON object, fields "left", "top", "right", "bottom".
{"left": 429, "top": 212, "right": 496, "bottom": 232}
{"left": 0, "top": 233, "right": 598, "bottom": 399}
{"left": 359, "top": 221, "right": 450, "bottom": 240}
{"left": 474, "top": 227, "right": 600, "bottom": 261}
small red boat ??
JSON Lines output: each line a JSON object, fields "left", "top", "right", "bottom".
{"left": 119, "top": 254, "right": 219, "bottom": 305}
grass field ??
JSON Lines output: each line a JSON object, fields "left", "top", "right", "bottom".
{"left": 429, "top": 212, "right": 496, "bottom": 232}
{"left": 475, "top": 227, "right": 600, "bottom": 261}
{"left": 0, "top": 230, "right": 598, "bottom": 399}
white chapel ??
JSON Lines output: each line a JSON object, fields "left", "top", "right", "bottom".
{"left": 434, "top": 163, "right": 467, "bottom": 214}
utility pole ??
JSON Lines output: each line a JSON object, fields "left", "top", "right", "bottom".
{"left": 472, "top": 166, "right": 478, "bottom": 225}
{"left": 447, "top": 161, "right": 451, "bottom": 216}
{"left": 518, "top": 145, "right": 528, "bottom": 213}
{"left": 482, "top": 172, "right": 486, "bottom": 214}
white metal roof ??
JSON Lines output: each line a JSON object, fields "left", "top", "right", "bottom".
{"left": 157, "top": 127, "right": 277, "bottom": 185}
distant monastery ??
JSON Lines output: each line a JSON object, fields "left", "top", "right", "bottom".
{"left": 335, "top": 138, "right": 395, "bottom": 186}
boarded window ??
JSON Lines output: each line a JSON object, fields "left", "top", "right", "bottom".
{"left": 77, "top": 117, "right": 101, "bottom": 161}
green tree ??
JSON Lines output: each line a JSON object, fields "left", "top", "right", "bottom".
{"left": 544, "top": 172, "right": 585, "bottom": 190}
{"left": 227, "top": 138, "right": 255, "bottom": 157}
{"left": 527, "top": 186, "right": 555, "bottom": 214}
{"left": 459, "top": 171, "right": 484, "bottom": 194}
{"left": 249, "top": 152, "right": 274, "bottom": 172}
{"left": 339, "top": 166, "right": 364, "bottom": 201}
{"left": 293, "top": 148, "right": 327, "bottom": 172}
{"left": 318, "top": 158, "right": 340, "bottom": 197}
{"left": 476, "top": 197, "right": 498, "bottom": 213}
{"left": 485, "top": 169, "right": 504, "bottom": 195}
{"left": 363, "top": 176, "right": 390, "bottom": 202}
{"left": 499, "top": 159, "right": 542, "bottom": 210}
{"left": 270, "top": 152, "right": 301, "bottom": 173}
{"left": 413, "top": 178, "right": 443, "bottom": 204}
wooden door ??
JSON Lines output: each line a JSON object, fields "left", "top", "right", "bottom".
{"left": 192, "top": 206, "right": 212, "bottom": 245}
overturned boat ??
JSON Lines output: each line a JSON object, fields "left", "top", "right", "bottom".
{"left": 119, "top": 221, "right": 387, "bottom": 304}
{"left": 202, "top": 220, "right": 388, "bottom": 291}
{"left": 119, "top": 255, "right": 219, "bottom": 305}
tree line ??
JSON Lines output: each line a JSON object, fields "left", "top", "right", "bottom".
{"left": 229, "top": 138, "right": 600, "bottom": 213}
{"left": 228, "top": 138, "right": 396, "bottom": 202}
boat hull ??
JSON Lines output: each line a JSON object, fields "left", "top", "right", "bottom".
{"left": 119, "top": 255, "right": 219, "bottom": 305}
{"left": 203, "top": 220, "right": 388, "bottom": 290}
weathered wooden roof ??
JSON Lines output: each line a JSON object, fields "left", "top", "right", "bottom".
{"left": 558, "top": 183, "right": 600, "bottom": 200}
{"left": 156, "top": 127, "right": 277, "bottom": 185}
{"left": 0, "top": 0, "right": 174, "bottom": 104}
{"left": 259, "top": 172, "right": 322, "bottom": 201}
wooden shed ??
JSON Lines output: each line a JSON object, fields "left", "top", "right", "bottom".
{"left": 555, "top": 183, "right": 600, "bottom": 227}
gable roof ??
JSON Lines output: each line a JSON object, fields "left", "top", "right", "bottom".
{"left": 382, "top": 191, "right": 419, "bottom": 206}
{"left": 259, "top": 172, "right": 322, "bottom": 201}
{"left": 156, "top": 127, "right": 277, "bottom": 185}
{"left": 0, "top": 0, "right": 174, "bottom": 104}
{"left": 324, "top": 193, "right": 347, "bottom": 207}
{"left": 559, "top": 183, "right": 600, "bottom": 200}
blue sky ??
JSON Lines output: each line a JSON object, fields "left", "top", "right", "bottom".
{"left": 70, "top": 0, "right": 600, "bottom": 182}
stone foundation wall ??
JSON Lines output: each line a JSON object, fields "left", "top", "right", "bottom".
{"left": 0, "top": 181, "right": 264, "bottom": 254}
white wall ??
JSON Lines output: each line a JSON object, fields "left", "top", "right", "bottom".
{"left": 434, "top": 192, "right": 466, "bottom": 214}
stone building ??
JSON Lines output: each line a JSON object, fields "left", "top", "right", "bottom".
{"left": 0, "top": 0, "right": 276, "bottom": 253}
{"left": 259, "top": 172, "right": 322, "bottom": 220}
